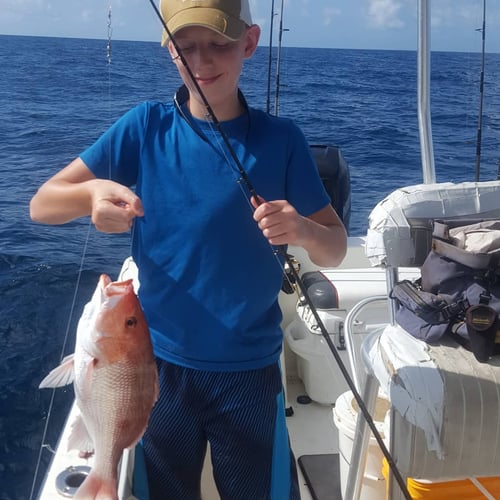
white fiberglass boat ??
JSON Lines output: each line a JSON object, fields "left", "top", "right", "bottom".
{"left": 36, "top": 1, "right": 500, "bottom": 499}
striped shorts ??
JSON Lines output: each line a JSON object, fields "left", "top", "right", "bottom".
{"left": 142, "top": 359, "right": 300, "bottom": 500}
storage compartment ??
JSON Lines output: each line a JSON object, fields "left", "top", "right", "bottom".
{"left": 284, "top": 317, "right": 349, "bottom": 405}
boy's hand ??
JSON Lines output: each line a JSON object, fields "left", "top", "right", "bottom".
{"left": 90, "top": 179, "right": 144, "bottom": 233}
{"left": 251, "top": 195, "right": 310, "bottom": 247}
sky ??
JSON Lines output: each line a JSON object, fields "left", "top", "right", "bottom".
{"left": 1, "top": 0, "right": 499, "bottom": 53}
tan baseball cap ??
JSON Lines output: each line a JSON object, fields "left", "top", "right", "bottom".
{"left": 160, "top": 0, "right": 253, "bottom": 46}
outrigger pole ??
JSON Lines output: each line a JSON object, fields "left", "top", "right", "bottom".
{"left": 266, "top": 0, "right": 275, "bottom": 114}
{"left": 146, "top": 1, "right": 412, "bottom": 498}
{"left": 474, "top": 0, "right": 486, "bottom": 182}
{"left": 274, "top": 0, "right": 288, "bottom": 116}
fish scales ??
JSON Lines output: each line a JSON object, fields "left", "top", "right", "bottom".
{"left": 39, "top": 274, "right": 159, "bottom": 500}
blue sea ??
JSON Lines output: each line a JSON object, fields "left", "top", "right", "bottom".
{"left": 1, "top": 34, "right": 500, "bottom": 498}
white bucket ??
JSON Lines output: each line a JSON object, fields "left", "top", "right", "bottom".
{"left": 333, "top": 390, "right": 389, "bottom": 500}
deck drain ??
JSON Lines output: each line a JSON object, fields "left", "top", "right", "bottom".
{"left": 55, "top": 465, "right": 91, "bottom": 497}
{"left": 297, "top": 394, "right": 312, "bottom": 405}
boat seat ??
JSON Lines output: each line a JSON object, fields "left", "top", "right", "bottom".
{"left": 345, "top": 180, "right": 500, "bottom": 499}
{"left": 365, "top": 325, "right": 500, "bottom": 478}
{"left": 365, "top": 180, "right": 500, "bottom": 269}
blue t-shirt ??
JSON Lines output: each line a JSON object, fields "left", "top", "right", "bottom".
{"left": 81, "top": 96, "right": 330, "bottom": 370}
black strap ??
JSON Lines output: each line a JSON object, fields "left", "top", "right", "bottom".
{"left": 391, "top": 280, "right": 469, "bottom": 324}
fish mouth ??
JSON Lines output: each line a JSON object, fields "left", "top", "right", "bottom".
{"left": 99, "top": 274, "right": 135, "bottom": 299}
{"left": 99, "top": 274, "right": 112, "bottom": 289}
{"left": 93, "top": 274, "right": 110, "bottom": 307}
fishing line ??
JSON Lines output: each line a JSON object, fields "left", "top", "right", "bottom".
{"left": 29, "top": 223, "right": 93, "bottom": 500}
{"left": 104, "top": 5, "right": 138, "bottom": 247}
{"left": 30, "top": 7, "right": 116, "bottom": 498}
{"left": 107, "top": 4, "right": 113, "bottom": 180}
{"left": 146, "top": 1, "right": 411, "bottom": 497}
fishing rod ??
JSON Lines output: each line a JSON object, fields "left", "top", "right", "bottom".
{"left": 274, "top": 0, "right": 289, "bottom": 116}
{"left": 146, "top": 2, "right": 411, "bottom": 498}
{"left": 474, "top": 0, "right": 486, "bottom": 182}
{"left": 266, "top": 0, "right": 275, "bottom": 114}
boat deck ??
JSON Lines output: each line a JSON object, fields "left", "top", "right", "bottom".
{"left": 287, "top": 378, "right": 341, "bottom": 500}
{"left": 201, "top": 377, "right": 341, "bottom": 500}
{"left": 39, "top": 377, "right": 341, "bottom": 500}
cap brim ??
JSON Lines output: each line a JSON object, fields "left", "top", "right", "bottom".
{"left": 161, "top": 7, "right": 246, "bottom": 46}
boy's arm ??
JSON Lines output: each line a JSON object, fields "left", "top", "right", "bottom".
{"left": 300, "top": 204, "right": 347, "bottom": 268}
{"left": 30, "top": 157, "right": 143, "bottom": 233}
{"left": 251, "top": 198, "right": 347, "bottom": 268}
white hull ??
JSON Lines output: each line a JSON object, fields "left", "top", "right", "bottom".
{"left": 37, "top": 236, "right": 382, "bottom": 500}
{"left": 38, "top": 182, "right": 500, "bottom": 499}
{"left": 36, "top": 1, "right": 500, "bottom": 497}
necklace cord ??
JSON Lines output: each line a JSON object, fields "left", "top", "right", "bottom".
{"left": 147, "top": 0, "right": 258, "bottom": 198}
{"left": 153, "top": 2, "right": 412, "bottom": 496}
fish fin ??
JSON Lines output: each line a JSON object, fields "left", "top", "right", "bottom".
{"left": 72, "top": 471, "right": 118, "bottom": 500}
{"left": 39, "top": 354, "right": 75, "bottom": 388}
{"left": 67, "top": 414, "right": 94, "bottom": 454}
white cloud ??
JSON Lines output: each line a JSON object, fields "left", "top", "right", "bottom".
{"left": 368, "top": 0, "right": 404, "bottom": 29}
{"left": 323, "top": 7, "right": 341, "bottom": 27}
{"left": 431, "top": 0, "right": 483, "bottom": 29}
{"left": 1, "top": 0, "right": 54, "bottom": 27}
{"left": 81, "top": 9, "right": 92, "bottom": 23}
{"left": 2, "top": 0, "right": 45, "bottom": 11}
{"left": 2, "top": 0, "right": 29, "bottom": 7}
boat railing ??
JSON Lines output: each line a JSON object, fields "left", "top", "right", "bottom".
{"left": 343, "top": 295, "right": 388, "bottom": 393}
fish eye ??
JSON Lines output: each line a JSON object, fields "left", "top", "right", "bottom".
{"left": 125, "top": 317, "right": 138, "bottom": 328}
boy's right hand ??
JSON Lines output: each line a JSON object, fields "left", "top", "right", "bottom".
{"left": 30, "top": 157, "right": 144, "bottom": 232}
{"left": 89, "top": 179, "right": 144, "bottom": 234}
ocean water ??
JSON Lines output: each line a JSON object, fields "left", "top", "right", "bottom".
{"left": 1, "top": 34, "right": 499, "bottom": 498}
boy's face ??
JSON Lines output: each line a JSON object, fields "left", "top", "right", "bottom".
{"left": 168, "top": 24, "right": 260, "bottom": 119}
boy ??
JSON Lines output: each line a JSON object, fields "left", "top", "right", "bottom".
{"left": 30, "top": 0, "right": 347, "bottom": 498}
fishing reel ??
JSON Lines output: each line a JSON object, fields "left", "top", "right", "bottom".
{"left": 281, "top": 254, "right": 301, "bottom": 294}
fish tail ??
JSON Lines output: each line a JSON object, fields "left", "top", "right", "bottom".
{"left": 72, "top": 471, "right": 118, "bottom": 500}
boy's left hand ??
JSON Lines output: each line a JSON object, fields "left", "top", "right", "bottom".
{"left": 251, "top": 195, "right": 311, "bottom": 247}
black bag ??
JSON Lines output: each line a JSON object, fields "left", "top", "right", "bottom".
{"left": 391, "top": 220, "right": 500, "bottom": 362}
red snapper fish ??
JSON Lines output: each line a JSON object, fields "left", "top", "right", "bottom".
{"left": 39, "top": 274, "right": 159, "bottom": 499}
